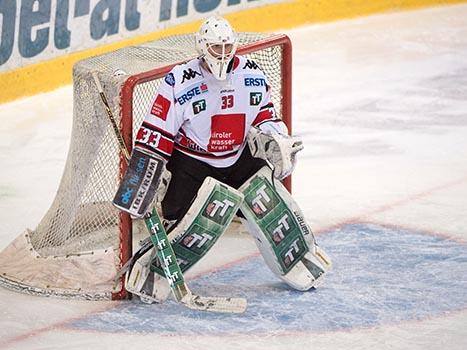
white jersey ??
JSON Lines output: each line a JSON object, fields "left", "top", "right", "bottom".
{"left": 135, "top": 56, "right": 287, "bottom": 167}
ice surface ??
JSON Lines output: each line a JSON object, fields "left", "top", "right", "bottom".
{"left": 1, "top": 4, "right": 467, "bottom": 350}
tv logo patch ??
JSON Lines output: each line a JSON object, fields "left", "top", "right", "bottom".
{"left": 203, "top": 190, "right": 238, "bottom": 226}
{"left": 250, "top": 92, "right": 262, "bottom": 106}
{"left": 246, "top": 180, "right": 280, "bottom": 219}
{"left": 192, "top": 100, "right": 206, "bottom": 115}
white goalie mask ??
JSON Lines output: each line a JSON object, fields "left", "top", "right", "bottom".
{"left": 195, "top": 17, "right": 238, "bottom": 81}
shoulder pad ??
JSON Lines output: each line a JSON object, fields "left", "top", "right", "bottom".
{"left": 239, "top": 57, "right": 262, "bottom": 71}
{"left": 170, "top": 59, "right": 203, "bottom": 88}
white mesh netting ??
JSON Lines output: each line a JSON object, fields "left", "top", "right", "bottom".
{"left": 0, "top": 33, "right": 289, "bottom": 300}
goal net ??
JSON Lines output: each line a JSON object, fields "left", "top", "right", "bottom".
{"left": 0, "top": 32, "right": 292, "bottom": 300}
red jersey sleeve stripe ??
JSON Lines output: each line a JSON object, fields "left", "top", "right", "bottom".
{"left": 135, "top": 142, "right": 172, "bottom": 159}
{"left": 259, "top": 102, "right": 274, "bottom": 110}
{"left": 253, "top": 109, "right": 275, "bottom": 127}
{"left": 135, "top": 136, "right": 173, "bottom": 154}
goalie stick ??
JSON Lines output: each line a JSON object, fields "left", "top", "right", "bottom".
{"left": 92, "top": 72, "right": 247, "bottom": 314}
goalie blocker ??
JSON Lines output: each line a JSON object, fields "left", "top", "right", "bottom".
{"left": 113, "top": 148, "right": 168, "bottom": 218}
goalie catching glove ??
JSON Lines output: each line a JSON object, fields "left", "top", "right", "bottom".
{"left": 247, "top": 127, "right": 304, "bottom": 180}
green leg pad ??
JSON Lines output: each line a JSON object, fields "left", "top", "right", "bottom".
{"left": 151, "top": 177, "right": 243, "bottom": 275}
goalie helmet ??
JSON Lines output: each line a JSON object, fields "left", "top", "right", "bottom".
{"left": 195, "top": 16, "right": 238, "bottom": 81}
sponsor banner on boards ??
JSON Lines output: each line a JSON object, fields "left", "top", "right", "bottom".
{"left": 0, "top": 0, "right": 282, "bottom": 72}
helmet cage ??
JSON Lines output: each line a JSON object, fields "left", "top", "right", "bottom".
{"left": 196, "top": 17, "right": 238, "bottom": 80}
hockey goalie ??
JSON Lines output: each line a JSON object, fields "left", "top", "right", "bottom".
{"left": 113, "top": 16, "right": 332, "bottom": 306}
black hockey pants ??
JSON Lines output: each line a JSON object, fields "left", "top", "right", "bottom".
{"left": 161, "top": 146, "right": 267, "bottom": 222}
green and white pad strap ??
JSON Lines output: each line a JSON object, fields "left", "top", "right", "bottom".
{"left": 239, "top": 166, "right": 332, "bottom": 291}
{"left": 145, "top": 208, "right": 247, "bottom": 313}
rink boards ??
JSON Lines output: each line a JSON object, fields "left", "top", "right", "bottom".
{"left": 1, "top": 0, "right": 467, "bottom": 104}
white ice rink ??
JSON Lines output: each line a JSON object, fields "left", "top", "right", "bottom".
{"left": 1, "top": 4, "right": 467, "bottom": 349}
